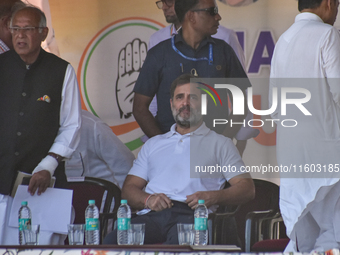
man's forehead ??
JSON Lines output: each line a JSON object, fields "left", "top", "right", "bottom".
{"left": 174, "top": 83, "right": 201, "bottom": 95}
{"left": 13, "top": 9, "right": 40, "bottom": 25}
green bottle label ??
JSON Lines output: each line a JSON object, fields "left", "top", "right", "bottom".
{"left": 19, "top": 218, "right": 31, "bottom": 231}
{"left": 86, "top": 218, "right": 99, "bottom": 231}
{"left": 117, "top": 218, "right": 131, "bottom": 230}
{"left": 195, "top": 218, "right": 207, "bottom": 231}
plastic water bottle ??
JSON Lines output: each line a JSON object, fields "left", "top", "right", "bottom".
{"left": 117, "top": 199, "right": 131, "bottom": 245}
{"left": 194, "top": 199, "right": 208, "bottom": 245}
{"left": 85, "top": 200, "right": 100, "bottom": 245}
{"left": 18, "top": 201, "right": 31, "bottom": 245}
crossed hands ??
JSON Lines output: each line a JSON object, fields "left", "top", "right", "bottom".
{"left": 146, "top": 191, "right": 216, "bottom": 211}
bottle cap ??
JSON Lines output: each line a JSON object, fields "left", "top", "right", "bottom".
{"left": 21, "top": 201, "right": 28, "bottom": 206}
{"left": 198, "top": 200, "right": 205, "bottom": 204}
{"left": 89, "top": 200, "right": 95, "bottom": 205}
{"left": 121, "top": 199, "right": 127, "bottom": 204}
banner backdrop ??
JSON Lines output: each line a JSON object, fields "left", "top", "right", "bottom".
{"left": 47, "top": 0, "right": 340, "bottom": 181}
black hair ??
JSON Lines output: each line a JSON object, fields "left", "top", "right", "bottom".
{"left": 170, "top": 73, "right": 198, "bottom": 99}
{"left": 175, "top": 0, "right": 200, "bottom": 23}
{"left": 298, "top": 0, "right": 323, "bottom": 11}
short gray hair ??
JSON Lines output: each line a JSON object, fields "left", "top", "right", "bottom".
{"left": 10, "top": 6, "right": 47, "bottom": 29}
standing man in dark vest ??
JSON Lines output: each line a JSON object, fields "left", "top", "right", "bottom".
{"left": 0, "top": 6, "right": 81, "bottom": 244}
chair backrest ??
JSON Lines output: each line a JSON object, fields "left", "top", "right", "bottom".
{"left": 65, "top": 177, "right": 121, "bottom": 243}
{"left": 235, "top": 179, "right": 279, "bottom": 250}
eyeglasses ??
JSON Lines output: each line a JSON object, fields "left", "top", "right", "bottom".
{"left": 9, "top": 26, "right": 44, "bottom": 35}
{"left": 191, "top": 6, "right": 219, "bottom": 16}
{"left": 156, "top": 0, "right": 174, "bottom": 9}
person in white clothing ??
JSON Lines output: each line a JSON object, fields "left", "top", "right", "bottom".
{"left": 65, "top": 110, "right": 135, "bottom": 189}
{"left": 270, "top": 0, "right": 340, "bottom": 252}
{"left": 104, "top": 73, "right": 255, "bottom": 244}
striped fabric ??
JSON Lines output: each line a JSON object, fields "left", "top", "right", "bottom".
{"left": 0, "top": 39, "right": 9, "bottom": 54}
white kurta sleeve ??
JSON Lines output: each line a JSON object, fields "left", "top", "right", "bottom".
{"left": 93, "top": 120, "right": 135, "bottom": 188}
{"left": 33, "top": 64, "right": 81, "bottom": 175}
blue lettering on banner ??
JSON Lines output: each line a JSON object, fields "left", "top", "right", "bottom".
{"left": 248, "top": 31, "right": 276, "bottom": 74}
{"left": 236, "top": 31, "right": 245, "bottom": 51}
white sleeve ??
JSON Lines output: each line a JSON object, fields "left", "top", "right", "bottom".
{"left": 148, "top": 34, "right": 156, "bottom": 50}
{"left": 322, "top": 27, "right": 340, "bottom": 107}
{"left": 94, "top": 120, "right": 135, "bottom": 188}
{"left": 33, "top": 64, "right": 81, "bottom": 175}
{"left": 128, "top": 141, "right": 152, "bottom": 181}
{"left": 49, "top": 64, "right": 82, "bottom": 157}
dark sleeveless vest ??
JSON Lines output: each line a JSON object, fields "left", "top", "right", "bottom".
{"left": 0, "top": 49, "right": 68, "bottom": 195}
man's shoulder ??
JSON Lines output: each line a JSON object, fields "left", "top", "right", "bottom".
{"left": 149, "top": 25, "right": 171, "bottom": 49}
{"left": 149, "top": 25, "right": 171, "bottom": 40}
{"left": 42, "top": 50, "right": 69, "bottom": 65}
{"left": 82, "top": 110, "right": 102, "bottom": 124}
{"left": 209, "top": 36, "right": 240, "bottom": 60}
{"left": 214, "top": 25, "right": 237, "bottom": 41}
{"left": 0, "top": 50, "right": 21, "bottom": 69}
{"left": 145, "top": 132, "right": 170, "bottom": 144}
{"left": 203, "top": 128, "right": 233, "bottom": 144}
{"left": 284, "top": 16, "right": 334, "bottom": 38}
{"left": 0, "top": 49, "right": 15, "bottom": 59}
{"left": 148, "top": 36, "right": 172, "bottom": 53}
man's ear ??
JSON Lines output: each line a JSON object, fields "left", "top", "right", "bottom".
{"left": 326, "top": 0, "right": 332, "bottom": 10}
{"left": 187, "top": 10, "right": 196, "bottom": 23}
{"left": 41, "top": 27, "right": 49, "bottom": 42}
{"left": 170, "top": 98, "right": 173, "bottom": 108}
{"left": 4, "top": 16, "right": 11, "bottom": 30}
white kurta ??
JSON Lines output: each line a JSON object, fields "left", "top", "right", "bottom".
{"left": 65, "top": 110, "right": 135, "bottom": 189}
{"left": 270, "top": 12, "right": 340, "bottom": 252}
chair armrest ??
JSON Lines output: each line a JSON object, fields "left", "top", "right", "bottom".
{"left": 209, "top": 205, "right": 240, "bottom": 245}
{"left": 245, "top": 209, "right": 277, "bottom": 252}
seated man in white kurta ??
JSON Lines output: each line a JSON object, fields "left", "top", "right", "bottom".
{"left": 103, "top": 73, "right": 255, "bottom": 244}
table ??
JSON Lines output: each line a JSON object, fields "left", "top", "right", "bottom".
{"left": 0, "top": 245, "right": 241, "bottom": 255}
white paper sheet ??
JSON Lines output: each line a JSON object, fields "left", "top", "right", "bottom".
{"left": 9, "top": 185, "right": 73, "bottom": 234}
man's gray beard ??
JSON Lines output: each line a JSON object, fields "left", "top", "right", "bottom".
{"left": 172, "top": 107, "right": 202, "bottom": 128}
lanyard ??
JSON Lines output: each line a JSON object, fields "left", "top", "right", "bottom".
{"left": 171, "top": 36, "right": 213, "bottom": 66}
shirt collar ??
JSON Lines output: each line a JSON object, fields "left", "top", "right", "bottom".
{"left": 165, "top": 122, "right": 210, "bottom": 138}
{"left": 295, "top": 12, "right": 324, "bottom": 24}
{"left": 12, "top": 47, "right": 46, "bottom": 70}
{"left": 170, "top": 24, "right": 177, "bottom": 36}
